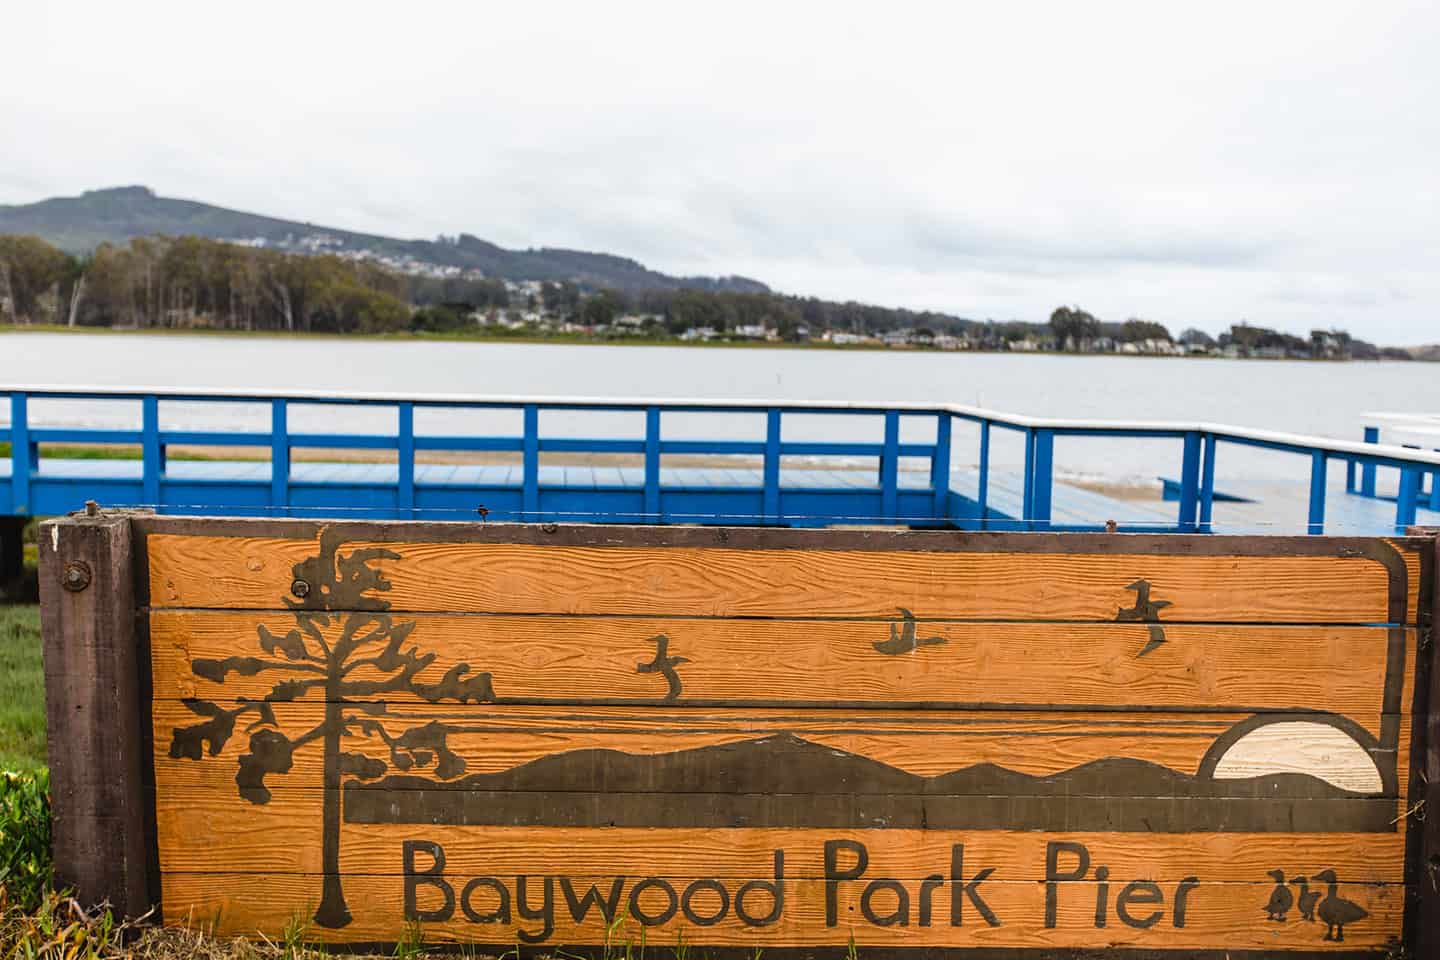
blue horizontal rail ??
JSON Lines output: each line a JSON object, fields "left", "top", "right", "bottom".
{"left": 1352, "top": 421, "right": 1440, "bottom": 516}
{"left": 4, "top": 385, "right": 1440, "bottom": 535}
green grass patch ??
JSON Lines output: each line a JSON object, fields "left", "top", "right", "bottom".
{"left": 0, "top": 441, "right": 141, "bottom": 460}
{"left": 0, "top": 607, "right": 44, "bottom": 771}
{"left": 0, "top": 441, "right": 225, "bottom": 462}
{"left": 0, "top": 768, "right": 50, "bottom": 913}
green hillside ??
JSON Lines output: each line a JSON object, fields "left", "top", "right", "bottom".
{"left": 0, "top": 186, "right": 769, "bottom": 295}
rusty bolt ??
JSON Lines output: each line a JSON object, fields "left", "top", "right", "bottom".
{"left": 291, "top": 579, "right": 311, "bottom": 599}
{"left": 542, "top": 522, "right": 558, "bottom": 534}
{"left": 84, "top": 500, "right": 100, "bottom": 517}
{"left": 62, "top": 560, "right": 92, "bottom": 592}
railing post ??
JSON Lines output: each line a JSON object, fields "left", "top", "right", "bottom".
{"left": 269, "top": 399, "right": 289, "bottom": 516}
{"left": 1360, "top": 425, "right": 1378, "bottom": 497}
{"left": 522, "top": 404, "right": 539, "bottom": 521}
{"left": 1198, "top": 434, "right": 1217, "bottom": 534}
{"left": 880, "top": 410, "right": 899, "bottom": 522}
{"left": 1397, "top": 466, "right": 1420, "bottom": 533}
{"left": 10, "top": 392, "right": 30, "bottom": 515}
{"left": 397, "top": 401, "right": 415, "bottom": 518}
{"left": 977, "top": 420, "right": 990, "bottom": 530}
{"left": 763, "top": 408, "right": 781, "bottom": 524}
{"left": 1021, "top": 428, "right": 1035, "bottom": 529}
{"left": 930, "top": 413, "right": 951, "bottom": 524}
{"left": 644, "top": 406, "right": 661, "bottom": 523}
{"left": 1307, "top": 451, "right": 1327, "bottom": 535}
{"left": 1430, "top": 455, "right": 1440, "bottom": 512}
{"left": 1028, "top": 428, "right": 1055, "bottom": 531}
{"left": 1177, "top": 431, "right": 1201, "bottom": 533}
{"left": 141, "top": 394, "right": 161, "bottom": 508}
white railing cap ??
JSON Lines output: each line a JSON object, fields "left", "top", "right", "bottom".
{"left": 6, "top": 384, "right": 1440, "bottom": 467}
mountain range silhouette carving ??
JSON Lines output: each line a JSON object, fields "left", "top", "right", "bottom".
{"left": 343, "top": 733, "right": 1391, "bottom": 833}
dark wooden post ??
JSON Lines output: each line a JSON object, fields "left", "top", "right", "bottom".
{"left": 1413, "top": 532, "right": 1440, "bottom": 957}
{"left": 38, "top": 512, "right": 152, "bottom": 917}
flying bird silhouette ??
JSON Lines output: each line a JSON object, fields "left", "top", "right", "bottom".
{"left": 873, "top": 607, "right": 947, "bottom": 655}
{"left": 636, "top": 634, "right": 690, "bottom": 702}
{"left": 1116, "top": 579, "right": 1171, "bottom": 656}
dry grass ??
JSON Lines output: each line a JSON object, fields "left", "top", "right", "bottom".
{"left": 0, "top": 893, "right": 516, "bottom": 959}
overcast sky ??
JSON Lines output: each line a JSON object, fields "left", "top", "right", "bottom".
{"left": 3, "top": 1, "right": 1437, "bottom": 342}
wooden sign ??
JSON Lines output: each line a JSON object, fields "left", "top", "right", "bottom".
{"left": 39, "top": 517, "right": 1440, "bottom": 957}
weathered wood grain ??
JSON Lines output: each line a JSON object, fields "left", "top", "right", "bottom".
{"left": 145, "top": 534, "right": 1404, "bottom": 623}
{"left": 124, "top": 519, "right": 1435, "bottom": 953}
{"left": 38, "top": 514, "right": 153, "bottom": 919}
{"left": 159, "top": 872, "right": 1407, "bottom": 949}
{"left": 1410, "top": 533, "right": 1439, "bottom": 956}
{"left": 1394, "top": 538, "right": 1426, "bottom": 624}
{"left": 148, "top": 612, "right": 1404, "bottom": 716}
{"left": 148, "top": 699, "right": 1274, "bottom": 785}
{"left": 150, "top": 813, "right": 1409, "bottom": 881}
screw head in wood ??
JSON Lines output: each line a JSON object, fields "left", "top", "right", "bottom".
{"left": 62, "top": 560, "right": 92, "bottom": 592}
{"left": 291, "top": 579, "right": 311, "bottom": 599}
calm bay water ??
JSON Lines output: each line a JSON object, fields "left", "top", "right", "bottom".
{"left": 2, "top": 332, "right": 1433, "bottom": 485}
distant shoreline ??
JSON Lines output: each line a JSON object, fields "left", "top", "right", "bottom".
{"left": 1, "top": 323, "right": 1417, "bottom": 361}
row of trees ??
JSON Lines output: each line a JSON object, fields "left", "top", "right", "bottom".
{"left": 1049, "top": 306, "right": 1176, "bottom": 346}
{"left": 544, "top": 285, "right": 979, "bottom": 339}
{"left": 1, "top": 233, "right": 1407, "bottom": 357}
{"left": 1044, "top": 306, "right": 1402, "bottom": 359}
{"left": 0, "top": 234, "right": 413, "bottom": 333}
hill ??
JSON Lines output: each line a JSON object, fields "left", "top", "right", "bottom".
{"left": 0, "top": 186, "right": 769, "bottom": 295}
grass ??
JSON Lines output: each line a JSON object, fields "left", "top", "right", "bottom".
{"left": 0, "top": 442, "right": 223, "bottom": 462}
{"left": 0, "top": 606, "right": 43, "bottom": 771}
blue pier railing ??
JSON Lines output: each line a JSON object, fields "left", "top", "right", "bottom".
{"left": 1352, "top": 414, "right": 1440, "bottom": 519}
{"left": 4, "top": 385, "right": 1440, "bottom": 537}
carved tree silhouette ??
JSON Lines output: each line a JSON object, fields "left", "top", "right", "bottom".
{"left": 168, "top": 529, "right": 497, "bottom": 928}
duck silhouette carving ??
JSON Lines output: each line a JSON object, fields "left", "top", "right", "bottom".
{"left": 1314, "top": 869, "right": 1367, "bottom": 942}
{"left": 1263, "top": 869, "right": 1294, "bottom": 921}
{"left": 1290, "top": 876, "right": 1320, "bottom": 922}
{"left": 874, "top": 608, "right": 947, "bottom": 655}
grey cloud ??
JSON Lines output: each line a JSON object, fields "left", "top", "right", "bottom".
{"left": 1, "top": 0, "right": 1438, "bottom": 343}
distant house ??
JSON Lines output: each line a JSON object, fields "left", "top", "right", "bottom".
{"left": 680, "top": 327, "right": 719, "bottom": 341}
{"left": 732, "top": 324, "right": 771, "bottom": 339}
